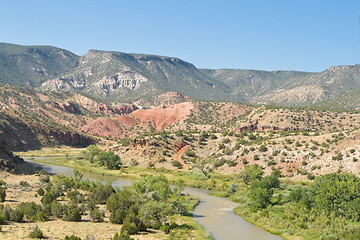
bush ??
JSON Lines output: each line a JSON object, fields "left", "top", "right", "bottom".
{"left": 121, "top": 220, "right": 139, "bottom": 235}
{"left": 259, "top": 145, "right": 268, "bottom": 152}
{"left": 10, "top": 208, "right": 24, "bottom": 222}
{"left": 29, "top": 225, "right": 44, "bottom": 238}
{"left": 64, "top": 205, "right": 82, "bottom": 222}
{"left": 112, "top": 232, "right": 133, "bottom": 240}
{"left": 50, "top": 200, "right": 64, "bottom": 218}
{"left": 63, "top": 235, "right": 81, "bottom": 240}
{"left": 0, "top": 187, "right": 5, "bottom": 202}
{"left": 20, "top": 180, "right": 29, "bottom": 187}
{"left": 110, "top": 209, "right": 127, "bottom": 224}
{"left": 89, "top": 208, "right": 104, "bottom": 222}
{"left": 214, "top": 158, "right": 226, "bottom": 168}
{"left": 307, "top": 173, "right": 315, "bottom": 180}
{"left": 39, "top": 174, "right": 50, "bottom": 183}
{"left": 172, "top": 160, "right": 183, "bottom": 169}
{"left": 37, "top": 188, "right": 45, "bottom": 196}
{"left": 253, "top": 155, "right": 259, "bottom": 161}
{"left": 160, "top": 225, "right": 171, "bottom": 234}
{"left": 227, "top": 160, "right": 237, "bottom": 167}
{"left": 0, "top": 215, "right": 5, "bottom": 225}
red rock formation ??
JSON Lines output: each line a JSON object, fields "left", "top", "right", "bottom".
{"left": 80, "top": 118, "right": 123, "bottom": 137}
{"left": 173, "top": 141, "right": 188, "bottom": 152}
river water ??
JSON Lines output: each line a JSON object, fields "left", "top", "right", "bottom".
{"left": 26, "top": 159, "right": 282, "bottom": 240}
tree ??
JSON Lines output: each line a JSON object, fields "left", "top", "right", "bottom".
{"left": 73, "top": 169, "right": 83, "bottom": 182}
{"left": 139, "top": 201, "right": 174, "bottom": 227}
{"left": 133, "top": 175, "right": 171, "bottom": 202}
{"left": 82, "top": 145, "right": 101, "bottom": 163}
{"left": 312, "top": 172, "right": 360, "bottom": 221}
{"left": 95, "top": 151, "right": 122, "bottom": 170}
{"left": 173, "top": 179, "right": 185, "bottom": 196}
{"left": 195, "top": 158, "right": 213, "bottom": 178}
{"left": 249, "top": 174, "right": 279, "bottom": 210}
{"left": 239, "top": 164, "right": 263, "bottom": 185}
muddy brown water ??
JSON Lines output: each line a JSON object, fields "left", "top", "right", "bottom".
{"left": 26, "top": 158, "right": 283, "bottom": 240}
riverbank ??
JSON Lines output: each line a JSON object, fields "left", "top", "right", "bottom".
{"left": 18, "top": 149, "right": 239, "bottom": 193}
{"left": 0, "top": 165, "right": 213, "bottom": 240}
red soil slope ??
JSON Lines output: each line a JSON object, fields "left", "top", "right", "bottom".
{"left": 80, "top": 118, "right": 123, "bottom": 137}
{"left": 130, "top": 102, "right": 193, "bottom": 131}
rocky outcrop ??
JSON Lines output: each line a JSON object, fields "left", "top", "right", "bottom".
{"left": 0, "top": 113, "right": 94, "bottom": 151}
{"left": 34, "top": 127, "right": 94, "bottom": 147}
{"left": 93, "top": 71, "right": 148, "bottom": 91}
{"left": 132, "top": 139, "right": 150, "bottom": 148}
{"left": 134, "top": 92, "right": 192, "bottom": 108}
{"left": 238, "top": 123, "right": 310, "bottom": 133}
{"left": 51, "top": 101, "right": 80, "bottom": 114}
{"left": 173, "top": 141, "right": 188, "bottom": 152}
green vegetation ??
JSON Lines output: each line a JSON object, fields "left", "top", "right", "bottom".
{"left": 233, "top": 170, "right": 360, "bottom": 239}
{"left": 0, "top": 186, "right": 5, "bottom": 202}
{"left": 29, "top": 225, "right": 44, "bottom": 239}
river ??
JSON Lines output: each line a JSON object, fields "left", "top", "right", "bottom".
{"left": 26, "top": 159, "right": 283, "bottom": 240}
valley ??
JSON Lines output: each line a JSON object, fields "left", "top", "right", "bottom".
{"left": 1, "top": 43, "right": 360, "bottom": 240}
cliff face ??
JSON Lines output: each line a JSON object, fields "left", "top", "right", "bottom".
{"left": 0, "top": 113, "right": 94, "bottom": 151}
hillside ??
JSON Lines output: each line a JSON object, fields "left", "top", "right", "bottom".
{"left": 314, "top": 89, "right": 360, "bottom": 110}
{"left": 0, "top": 42, "right": 79, "bottom": 87}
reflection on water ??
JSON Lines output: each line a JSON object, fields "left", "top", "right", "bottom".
{"left": 26, "top": 158, "right": 283, "bottom": 240}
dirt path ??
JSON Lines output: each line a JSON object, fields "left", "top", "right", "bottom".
{"left": 173, "top": 145, "right": 190, "bottom": 169}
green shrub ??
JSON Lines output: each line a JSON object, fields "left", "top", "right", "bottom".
{"left": 172, "top": 160, "right": 183, "bottom": 169}
{"left": 10, "top": 208, "right": 24, "bottom": 222}
{"left": 89, "top": 208, "right": 104, "bottom": 222}
{"left": 0, "top": 215, "right": 5, "bottom": 225}
{"left": 259, "top": 145, "right": 268, "bottom": 152}
{"left": 29, "top": 225, "right": 44, "bottom": 239}
{"left": 36, "top": 188, "right": 45, "bottom": 196}
{"left": 121, "top": 220, "right": 138, "bottom": 235}
{"left": 227, "top": 160, "right": 237, "bottom": 167}
{"left": 20, "top": 180, "right": 29, "bottom": 187}
{"left": 63, "top": 205, "right": 82, "bottom": 222}
{"left": 63, "top": 234, "right": 81, "bottom": 240}
{"left": 50, "top": 200, "right": 64, "bottom": 218}
{"left": 39, "top": 174, "right": 50, "bottom": 183}
{"left": 160, "top": 225, "right": 171, "bottom": 234}
{"left": 112, "top": 232, "right": 133, "bottom": 240}
{"left": 0, "top": 187, "right": 5, "bottom": 202}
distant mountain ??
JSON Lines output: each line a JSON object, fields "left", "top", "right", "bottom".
{"left": 0, "top": 42, "right": 79, "bottom": 87}
{"left": 201, "top": 69, "right": 313, "bottom": 102}
{"left": 204, "top": 65, "right": 360, "bottom": 106}
{"left": 1, "top": 42, "right": 360, "bottom": 107}
{"left": 38, "top": 50, "right": 232, "bottom": 102}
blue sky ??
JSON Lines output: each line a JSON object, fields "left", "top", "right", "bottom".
{"left": 1, "top": 0, "right": 360, "bottom": 71}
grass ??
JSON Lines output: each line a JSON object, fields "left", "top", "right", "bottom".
{"left": 18, "top": 148, "right": 239, "bottom": 193}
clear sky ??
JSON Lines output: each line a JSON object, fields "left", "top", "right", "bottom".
{"left": 1, "top": 0, "right": 360, "bottom": 72}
